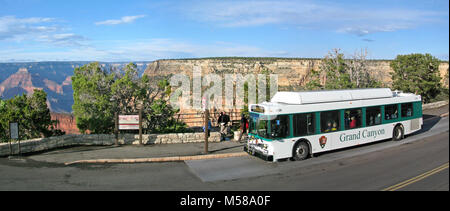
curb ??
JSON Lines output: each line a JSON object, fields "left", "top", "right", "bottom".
{"left": 422, "top": 100, "right": 449, "bottom": 110}
{"left": 423, "top": 112, "right": 449, "bottom": 122}
{"left": 64, "top": 152, "right": 248, "bottom": 166}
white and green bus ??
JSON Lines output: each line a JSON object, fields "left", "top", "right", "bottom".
{"left": 244, "top": 88, "right": 423, "bottom": 162}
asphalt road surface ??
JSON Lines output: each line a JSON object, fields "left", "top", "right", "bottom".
{"left": 0, "top": 116, "right": 448, "bottom": 191}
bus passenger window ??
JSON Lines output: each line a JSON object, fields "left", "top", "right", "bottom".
{"left": 270, "top": 115, "right": 289, "bottom": 138}
{"left": 321, "top": 110, "right": 340, "bottom": 133}
{"left": 366, "top": 106, "right": 381, "bottom": 126}
{"left": 385, "top": 104, "right": 398, "bottom": 120}
{"left": 344, "top": 108, "right": 362, "bottom": 130}
{"left": 293, "top": 113, "right": 315, "bottom": 137}
{"left": 401, "top": 103, "right": 413, "bottom": 117}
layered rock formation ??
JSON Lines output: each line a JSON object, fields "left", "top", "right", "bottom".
{"left": 144, "top": 58, "right": 448, "bottom": 89}
{"left": 51, "top": 113, "right": 79, "bottom": 134}
{"left": 144, "top": 58, "right": 449, "bottom": 125}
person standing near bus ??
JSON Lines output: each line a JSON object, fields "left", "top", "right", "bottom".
{"left": 218, "top": 112, "right": 230, "bottom": 140}
{"left": 238, "top": 114, "right": 248, "bottom": 142}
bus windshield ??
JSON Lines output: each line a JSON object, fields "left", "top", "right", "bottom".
{"left": 249, "top": 113, "right": 269, "bottom": 138}
{"left": 249, "top": 113, "right": 290, "bottom": 139}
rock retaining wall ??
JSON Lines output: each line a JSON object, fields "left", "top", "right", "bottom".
{"left": 0, "top": 132, "right": 221, "bottom": 157}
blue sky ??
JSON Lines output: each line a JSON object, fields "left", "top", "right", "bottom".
{"left": 0, "top": 0, "right": 448, "bottom": 62}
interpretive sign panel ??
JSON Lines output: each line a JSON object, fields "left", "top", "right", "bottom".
{"left": 10, "top": 122, "right": 19, "bottom": 139}
{"left": 119, "top": 115, "right": 139, "bottom": 130}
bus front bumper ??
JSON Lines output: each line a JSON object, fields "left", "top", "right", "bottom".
{"left": 244, "top": 144, "right": 273, "bottom": 162}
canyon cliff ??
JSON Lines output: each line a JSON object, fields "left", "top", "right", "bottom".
{"left": 144, "top": 58, "right": 449, "bottom": 90}
{"left": 144, "top": 58, "right": 449, "bottom": 127}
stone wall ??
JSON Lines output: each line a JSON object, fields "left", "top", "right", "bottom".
{"left": 0, "top": 132, "right": 221, "bottom": 157}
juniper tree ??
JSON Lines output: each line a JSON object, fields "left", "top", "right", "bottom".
{"left": 390, "top": 53, "right": 442, "bottom": 103}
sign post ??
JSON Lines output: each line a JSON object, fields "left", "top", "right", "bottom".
{"left": 139, "top": 106, "right": 143, "bottom": 145}
{"left": 202, "top": 97, "right": 209, "bottom": 154}
{"left": 119, "top": 114, "right": 141, "bottom": 145}
{"left": 114, "top": 112, "right": 119, "bottom": 146}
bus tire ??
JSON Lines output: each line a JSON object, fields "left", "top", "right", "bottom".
{"left": 392, "top": 124, "right": 404, "bottom": 141}
{"left": 293, "top": 141, "right": 310, "bottom": 161}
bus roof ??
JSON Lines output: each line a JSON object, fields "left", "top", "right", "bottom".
{"left": 270, "top": 88, "right": 393, "bottom": 105}
{"left": 250, "top": 89, "right": 421, "bottom": 115}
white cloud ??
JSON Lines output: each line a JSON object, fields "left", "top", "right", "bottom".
{"left": 182, "top": 0, "right": 445, "bottom": 35}
{"left": 0, "top": 16, "right": 57, "bottom": 40}
{"left": 37, "top": 33, "right": 89, "bottom": 47}
{"left": 95, "top": 15, "right": 146, "bottom": 25}
{"left": 0, "top": 38, "right": 289, "bottom": 62}
{"left": 0, "top": 16, "right": 87, "bottom": 47}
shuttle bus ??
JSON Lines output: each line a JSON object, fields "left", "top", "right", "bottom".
{"left": 244, "top": 88, "right": 423, "bottom": 162}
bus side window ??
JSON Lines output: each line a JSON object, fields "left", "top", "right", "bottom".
{"left": 385, "top": 104, "right": 398, "bottom": 120}
{"left": 320, "top": 110, "right": 340, "bottom": 133}
{"left": 344, "top": 108, "right": 362, "bottom": 130}
{"left": 366, "top": 106, "right": 381, "bottom": 126}
{"left": 401, "top": 103, "right": 413, "bottom": 117}
{"left": 293, "top": 113, "right": 315, "bottom": 137}
{"left": 270, "top": 115, "right": 289, "bottom": 138}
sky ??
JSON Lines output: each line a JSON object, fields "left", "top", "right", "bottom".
{"left": 0, "top": 0, "right": 448, "bottom": 62}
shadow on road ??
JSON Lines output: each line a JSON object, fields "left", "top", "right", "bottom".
{"left": 208, "top": 143, "right": 244, "bottom": 153}
{"left": 415, "top": 115, "right": 442, "bottom": 135}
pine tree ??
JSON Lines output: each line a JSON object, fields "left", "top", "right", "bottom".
{"left": 0, "top": 90, "right": 63, "bottom": 142}
{"left": 390, "top": 53, "right": 442, "bottom": 103}
{"left": 72, "top": 62, "right": 114, "bottom": 134}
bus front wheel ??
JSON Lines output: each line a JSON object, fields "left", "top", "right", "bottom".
{"left": 293, "top": 141, "right": 310, "bottom": 161}
{"left": 393, "top": 125, "right": 404, "bottom": 141}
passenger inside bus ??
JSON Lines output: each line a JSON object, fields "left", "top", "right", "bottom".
{"left": 332, "top": 122, "right": 338, "bottom": 131}
{"left": 375, "top": 113, "right": 381, "bottom": 124}
{"left": 391, "top": 110, "right": 398, "bottom": 119}
{"left": 344, "top": 113, "right": 350, "bottom": 129}
{"left": 321, "top": 110, "right": 340, "bottom": 133}
{"left": 324, "top": 121, "right": 332, "bottom": 132}
{"left": 349, "top": 117, "right": 357, "bottom": 128}
{"left": 385, "top": 104, "right": 398, "bottom": 120}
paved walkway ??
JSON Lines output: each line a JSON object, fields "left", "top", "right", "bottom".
{"left": 29, "top": 141, "right": 245, "bottom": 164}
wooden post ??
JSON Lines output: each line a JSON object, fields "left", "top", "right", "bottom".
{"left": 18, "top": 139, "right": 21, "bottom": 156}
{"left": 139, "top": 106, "right": 143, "bottom": 145}
{"left": 9, "top": 139, "right": 12, "bottom": 156}
{"left": 114, "top": 111, "right": 119, "bottom": 146}
{"left": 204, "top": 109, "right": 209, "bottom": 154}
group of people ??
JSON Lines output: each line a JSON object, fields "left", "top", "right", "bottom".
{"left": 324, "top": 121, "right": 339, "bottom": 132}
{"left": 344, "top": 114, "right": 359, "bottom": 129}
{"left": 368, "top": 113, "right": 382, "bottom": 126}
{"left": 204, "top": 112, "right": 249, "bottom": 142}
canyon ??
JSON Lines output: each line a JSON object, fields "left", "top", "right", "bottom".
{"left": 1, "top": 58, "right": 448, "bottom": 132}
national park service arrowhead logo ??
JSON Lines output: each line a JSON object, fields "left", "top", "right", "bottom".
{"left": 319, "top": 136, "right": 327, "bottom": 149}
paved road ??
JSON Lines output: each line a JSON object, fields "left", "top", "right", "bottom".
{"left": 0, "top": 116, "right": 448, "bottom": 191}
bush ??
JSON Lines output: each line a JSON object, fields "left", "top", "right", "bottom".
{"left": 0, "top": 90, "right": 64, "bottom": 142}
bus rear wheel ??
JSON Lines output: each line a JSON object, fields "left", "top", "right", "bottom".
{"left": 293, "top": 141, "right": 310, "bottom": 161}
{"left": 393, "top": 125, "right": 404, "bottom": 141}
